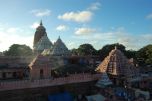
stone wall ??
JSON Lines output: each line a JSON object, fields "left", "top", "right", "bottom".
{"left": 0, "top": 81, "right": 96, "bottom": 101}
{"left": 0, "top": 73, "right": 102, "bottom": 91}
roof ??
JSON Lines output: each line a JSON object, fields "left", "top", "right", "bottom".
{"left": 29, "top": 55, "right": 50, "bottom": 68}
{"left": 0, "top": 63, "right": 28, "bottom": 69}
{"left": 95, "top": 47, "right": 140, "bottom": 77}
{"left": 41, "top": 49, "right": 52, "bottom": 56}
{"left": 96, "top": 72, "right": 112, "bottom": 88}
{"left": 34, "top": 34, "right": 53, "bottom": 51}
{"left": 50, "top": 36, "right": 70, "bottom": 56}
{"left": 0, "top": 56, "right": 32, "bottom": 69}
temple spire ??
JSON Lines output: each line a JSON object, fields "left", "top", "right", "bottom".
{"left": 40, "top": 20, "right": 43, "bottom": 26}
{"left": 115, "top": 46, "right": 117, "bottom": 50}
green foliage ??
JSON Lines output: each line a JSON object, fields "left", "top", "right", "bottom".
{"left": 4, "top": 44, "right": 33, "bottom": 56}
{"left": 70, "top": 43, "right": 152, "bottom": 66}
{"left": 98, "top": 43, "right": 126, "bottom": 61}
{"left": 55, "top": 64, "right": 91, "bottom": 75}
{"left": 71, "top": 48, "right": 78, "bottom": 55}
{"left": 125, "top": 50, "right": 137, "bottom": 59}
{"left": 137, "top": 44, "right": 152, "bottom": 64}
{"left": 77, "top": 44, "right": 97, "bottom": 56}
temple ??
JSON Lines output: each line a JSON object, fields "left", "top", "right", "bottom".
{"left": 33, "top": 21, "right": 70, "bottom": 56}
{"left": 50, "top": 36, "right": 70, "bottom": 56}
{"left": 33, "top": 20, "right": 47, "bottom": 47}
{"left": 34, "top": 34, "right": 53, "bottom": 54}
{"left": 0, "top": 21, "right": 151, "bottom": 101}
{"left": 95, "top": 46, "right": 141, "bottom": 86}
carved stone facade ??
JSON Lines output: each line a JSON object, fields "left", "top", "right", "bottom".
{"left": 96, "top": 47, "right": 140, "bottom": 86}
{"left": 33, "top": 20, "right": 47, "bottom": 47}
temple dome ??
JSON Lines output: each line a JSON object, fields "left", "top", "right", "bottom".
{"left": 36, "top": 21, "right": 46, "bottom": 31}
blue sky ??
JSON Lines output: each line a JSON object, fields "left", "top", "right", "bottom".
{"left": 0, "top": 0, "right": 152, "bottom": 51}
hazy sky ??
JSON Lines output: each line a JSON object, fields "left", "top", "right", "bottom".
{"left": 0, "top": 0, "right": 152, "bottom": 51}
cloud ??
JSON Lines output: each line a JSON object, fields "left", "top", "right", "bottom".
{"left": 58, "top": 11, "right": 93, "bottom": 23}
{"left": 56, "top": 25, "right": 68, "bottom": 31}
{"left": 73, "top": 27, "right": 152, "bottom": 50}
{"left": 67, "top": 42, "right": 79, "bottom": 49}
{"left": 87, "top": 2, "right": 101, "bottom": 11}
{"left": 146, "top": 13, "right": 152, "bottom": 19}
{"left": 75, "top": 27, "right": 96, "bottom": 35}
{"left": 30, "top": 9, "right": 51, "bottom": 17}
{"left": 30, "top": 22, "right": 39, "bottom": 29}
{"left": 7, "top": 27, "right": 22, "bottom": 33}
{"left": 0, "top": 24, "right": 33, "bottom": 51}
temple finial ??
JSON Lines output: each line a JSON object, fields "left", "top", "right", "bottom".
{"left": 40, "top": 20, "right": 43, "bottom": 26}
{"left": 115, "top": 46, "right": 117, "bottom": 50}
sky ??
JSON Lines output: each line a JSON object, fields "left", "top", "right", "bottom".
{"left": 0, "top": 0, "right": 152, "bottom": 51}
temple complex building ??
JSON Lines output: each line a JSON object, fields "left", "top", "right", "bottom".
{"left": 95, "top": 46, "right": 141, "bottom": 86}
{"left": 34, "top": 34, "right": 53, "bottom": 54}
{"left": 41, "top": 36, "right": 70, "bottom": 56}
{"left": 0, "top": 20, "right": 152, "bottom": 101}
{"left": 33, "top": 20, "right": 47, "bottom": 47}
{"left": 33, "top": 21, "right": 70, "bottom": 56}
{"left": 33, "top": 21, "right": 53, "bottom": 54}
{"left": 0, "top": 56, "right": 32, "bottom": 80}
{"left": 29, "top": 55, "right": 52, "bottom": 80}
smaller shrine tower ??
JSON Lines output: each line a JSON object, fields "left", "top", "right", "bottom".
{"left": 95, "top": 46, "right": 140, "bottom": 86}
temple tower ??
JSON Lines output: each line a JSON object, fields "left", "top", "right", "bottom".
{"left": 50, "top": 36, "right": 70, "bottom": 56}
{"left": 33, "top": 20, "right": 47, "bottom": 48}
{"left": 95, "top": 47, "right": 140, "bottom": 85}
{"left": 33, "top": 20, "right": 53, "bottom": 54}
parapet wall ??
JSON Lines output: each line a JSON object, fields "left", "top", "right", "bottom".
{"left": 0, "top": 73, "right": 102, "bottom": 91}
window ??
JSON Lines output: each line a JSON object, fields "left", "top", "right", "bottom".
{"left": 40, "top": 69, "right": 44, "bottom": 79}
{"left": 2, "top": 72, "right": 6, "bottom": 79}
{"left": 13, "top": 72, "right": 17, "bottom": 78}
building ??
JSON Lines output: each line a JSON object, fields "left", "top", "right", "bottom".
{"left": 0, "top": 56, "right": 32, "bottom": 80}
{"left": 29, "top": 55, "right": 52, "bottom": 80}
{"left": 33, "top": 21, "right": 53, "bottom": 54}
{"left": 33, "top": 20, "right": 48, "bottom": 47}
{"left": 41, "top": 36, "right": 70, "bottom": 56}
{"left": 95, "top": 46, "right": 140, "bottom": 86}
{"left": 33, "top": 21, "right": 70, "bottom": 56}
{"left": 34, "top": 34, "right": 53, "bottom": 54}
{"left": 49, "top": 36, "right": 70, "bottom": 56}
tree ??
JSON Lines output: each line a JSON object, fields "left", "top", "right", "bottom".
{"left": 4, "top": 44, "right": 33, "bottom": 56}
{"left": 71, "top": 48, "right": 78, "bottom": 55}
{"left": 125, "top": 50, "right": 137, "bottom": 59}
{"left": 77, "top": 44, "right": 97, "bottom": 56}
{"left": 137, "top": 44, "right": 152, "bottom": 65}
{"left": 98, "top": 43, "right": 126, "bottom": 61}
